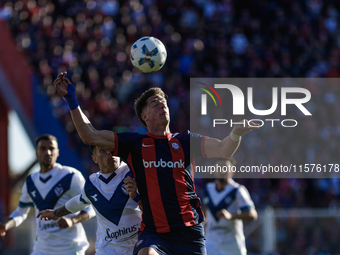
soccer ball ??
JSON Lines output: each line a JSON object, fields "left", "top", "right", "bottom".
{"left": 130, "top": 37, "right": 167, "bottom": 73}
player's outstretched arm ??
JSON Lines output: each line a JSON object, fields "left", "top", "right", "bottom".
{"left": 53, "top": 72, "right": 116, "bottom": 153}
{"left": 204, "top": 120, "right": 260, "bottom": 158}
{"left": 216, "top": 208, "right": 258, "bottom": 221}
{"left": 124, "top": 176, "right": 143, "bottom": 210}
{"left": 57, "top": 210, "right": 90, "bottom": 229}
{"left": 37, "top": 209, "right": 62, "bottom": 221}
{"left": 0, "top": 219, "right": 15, "bottom": 238}
{"left": 38, "top": 194, "right": 93, "bottom": 229}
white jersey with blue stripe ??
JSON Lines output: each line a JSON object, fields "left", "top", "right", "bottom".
{"left": 80, "top": 162, "right": 142, "bottom": 255}
{"left": 203, "top": 179, "right": 255, "bottom": 255}
{"left": 10, "top": 163, "right": 91, "bottom": 255}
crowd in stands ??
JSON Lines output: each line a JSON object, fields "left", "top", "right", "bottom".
{"left": 2, "top": 0, "right": 340, "bottom": 253}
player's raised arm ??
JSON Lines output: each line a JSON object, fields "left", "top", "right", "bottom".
{"left": 204, "top": 120, "right": 260, "bottom": 158}
{"left": 54, "top": 72, "right": 116, "bottom": 153}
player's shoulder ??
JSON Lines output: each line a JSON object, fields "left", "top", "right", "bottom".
{"left": 230, "top": 180, "right": 250, "bottom": 196}
{"left": 175, "top": 130, "right": 206, "bottom": 140}
{"left": 58, "top": 164, "right": 82, "bottom": 175}
{"left": 172, "top": 130, "right": 193, "bottom": 141}
{"left": 56, "top": 164, "right": 85, "bottom": 183}
{"left": 204, "top": 181, "right": 216, "bottom": 194}
{"left": 116, "top": 132, "right": 146, "bottom": 140}
{"left": 117, "top": 162, "right": 132, "bottom": 178}
{"left": 229, "top": 179, "right": 241, "bottom": 188}
{"left": 87, "top": 171, "right": 100, "bottom": 183}
{"left": 206, "top": 181, "right": 216, "bottom": 189}
{"left": 27, "top": 171, "right": 39, "bottom": 179}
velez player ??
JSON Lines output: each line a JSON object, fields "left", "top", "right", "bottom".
{"left": 0, "top": 134, "right": 95, "bottom": 255}
{"left": 203, "top": 158, "right": 258, "bottom": 255}
{"left": 53, "top": 72, "right": 259, "bottom": 255}
{"left": 38, "top": 145, "right": 142, "bottom": 255}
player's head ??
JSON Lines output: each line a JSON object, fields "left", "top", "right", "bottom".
{"left": 214, "top": 157, "right": 237, "bottom": 183}
{"left": 90, "top": 145, "right": 121, "bottom": 173}
{"left": 134, "top": 87, "right": 169, "bottom": 127}
{"left": 35, "top": 134, "right": 59, "bottom": 169}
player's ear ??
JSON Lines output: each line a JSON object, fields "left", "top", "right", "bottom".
{"left": 92, "top": 155, "right": 98, "bottom": 164}
{"left": 141, "top": 112, "right": 148, "bottom": 122}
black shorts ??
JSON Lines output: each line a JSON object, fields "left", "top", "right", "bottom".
{"left": 133, "top": 223, "right": 207, "bottom": 255}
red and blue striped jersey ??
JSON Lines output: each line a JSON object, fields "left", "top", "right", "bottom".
{"left": 112, "top": 130, "right": 208, "bottom": 233}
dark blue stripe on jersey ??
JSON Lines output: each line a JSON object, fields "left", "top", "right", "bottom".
{"left": 98, "top": 172, "right": 116, "bottom": 184}
{"left": 39, "top": 175, "right": 52, "bottom": 183}
{"left": 26, "top": 173, "right": 74, "bottom": 211}
{"left": 84, "top": 172, "right": 132, "bottom": 225}
{"left": 19, "top": 201, "right": 34, "bottom": 208}
{"left": 205, "top": 187, "right": 239, "bottom": 222}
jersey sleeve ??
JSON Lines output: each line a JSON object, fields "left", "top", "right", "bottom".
{"left": 65, "top": 195, "right": 90, "bottom": 213}
{"left": 111, "top": 132, "right": 136, "bottom": 161}
{"left": 236, "top": 185, "right": 255, "bottom": 212}
{"left": 9, "top": 181, "right": 33, "bottom": 227}
{"left": 69, "top": 170, "right": 86, "bottom": 197}
{"left": 68, "top": 170, "right": 96, "bottom": 218}
{"left": 79, "top": 179, "right": 92, "bottom": 205}
{"left": 190, "top": 131, "right": 209, "bottom": 158}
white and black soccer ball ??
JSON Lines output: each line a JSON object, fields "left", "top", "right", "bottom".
{"left": 130, "top": 37, "right": 167, "bottom": 73}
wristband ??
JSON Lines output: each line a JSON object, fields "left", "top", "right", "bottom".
{"left": 132, "top": 193, "right": 140, "bottom": 203}
{"left": 64, "top": 84, "right": 79, "bottom": 110}
{"left": 230, "top": 131, "right": 241, "bottom": 142}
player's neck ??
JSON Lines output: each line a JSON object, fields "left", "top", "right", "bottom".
{"left": 216, "top": 179, "right": 231, "bottom": 191}
{"left": 40, "top": 164, "right": 54, "bottom": 174}
{"left": 147, "top": 125, "right": 170, "bottom": 137}
{"left": 100, "top": 168, "right": 116, "bottom": 174}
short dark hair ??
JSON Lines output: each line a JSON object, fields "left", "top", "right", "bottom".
{"left": 89, "top": 145, "right": 96, "bottom": 154}
{"left": 134, "top": 87, "right": 167, "bottom": 127}
{"left": 35, "top": 134, "right": 58, "bottom": 148}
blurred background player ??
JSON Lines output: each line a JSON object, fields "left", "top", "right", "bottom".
{"left": 203, "top": 158, "right": 257, "bottom": 255}
{"left": 53, "top": 73, "right": 259, "bottom": 255}
{"left": 38, "top": 145, "right": 142, "bottom": 255}
{"left": 0, "top": 134, "right": 95, "bottom": 255}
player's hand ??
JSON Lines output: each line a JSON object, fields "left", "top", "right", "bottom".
{"left": 53, "top": 72, "right": 71, "bottom": 96}
{"left": 124, "top": 176, "right": 138, "bottom": 199}
{"left": 37, "top": 209, "right": 60, "bottom": 221}
{"left": 0, "top": 222, "right": 6, "bottom": 238}
{"left": 57, "top": 217, "right": 73, "bottom": 229}
{"left": 216, "top": 209, "right": 233, "bottom": 220}
{"left": 232, "top": 119, "right": 260, "bottom": 137}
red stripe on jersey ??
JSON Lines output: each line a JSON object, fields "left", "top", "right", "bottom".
{"left": 112, "top": 132, "right": 119, "bottom": 156}
{"left": 168, "top": 137, "right": 196, "bottom": 226}
{"left": 140, "top": 213, "right": 145, "bottom": 232}
{"left": 141, "top": 137, "right": 170, "bottom": 233}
